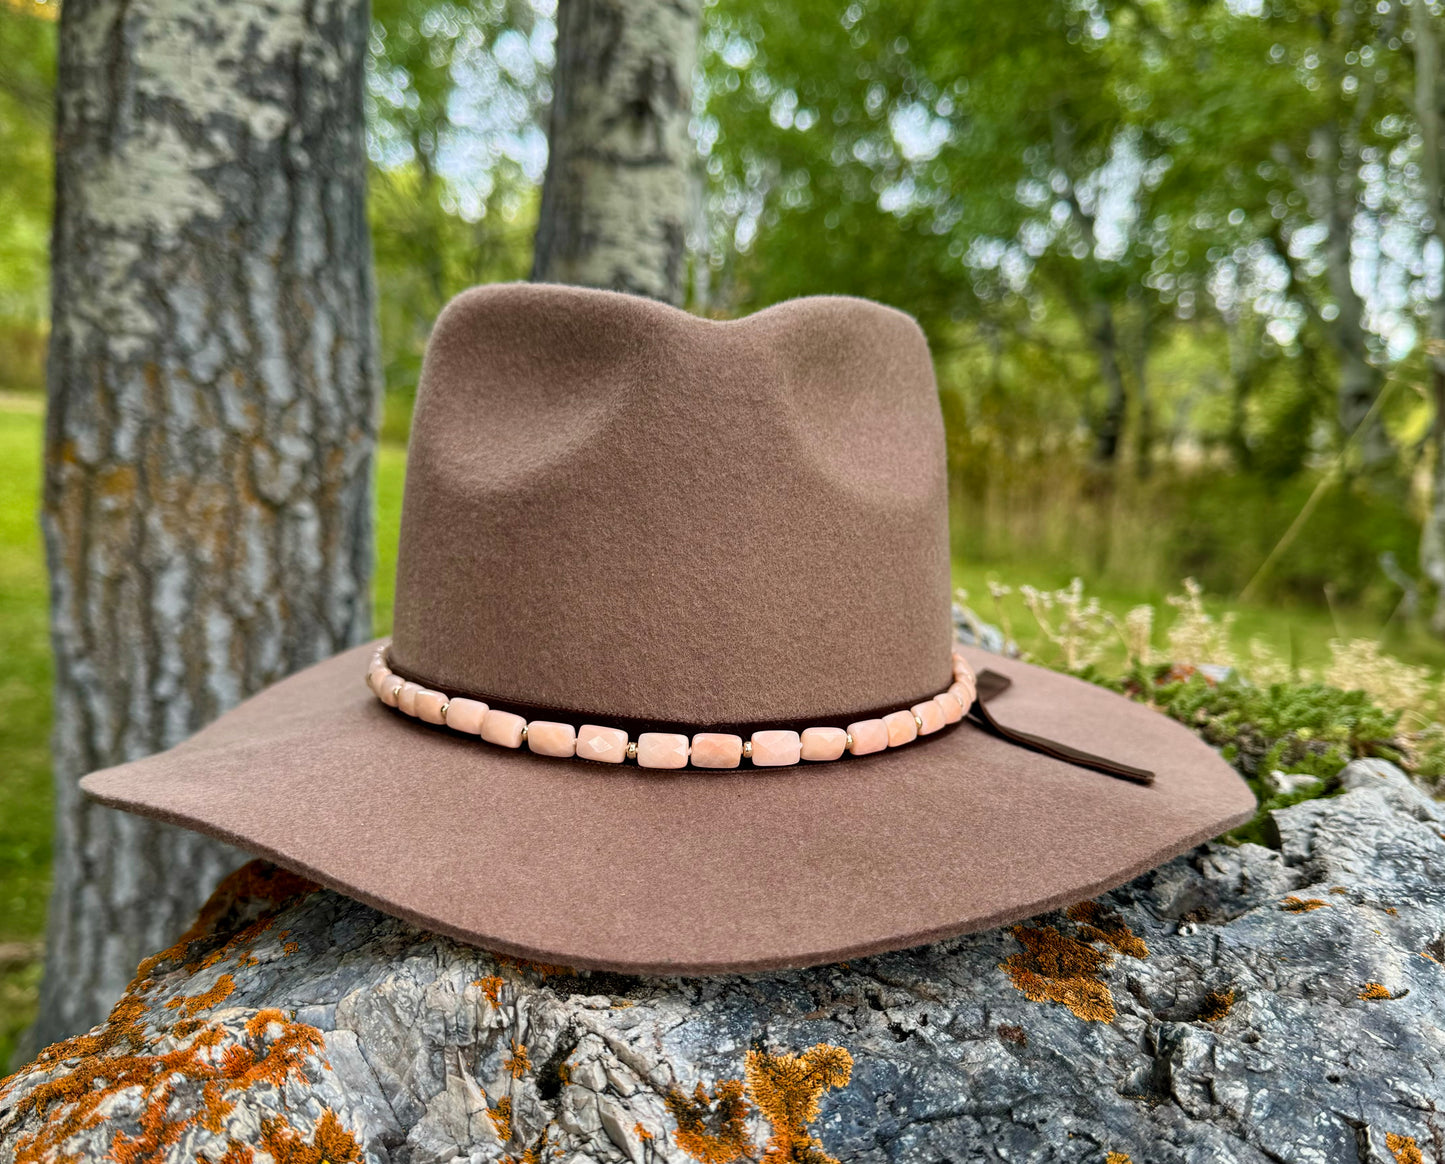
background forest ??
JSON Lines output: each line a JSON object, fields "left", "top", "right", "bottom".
{"left": 6, "top": 0, "right": 1445, "bottom": 1063}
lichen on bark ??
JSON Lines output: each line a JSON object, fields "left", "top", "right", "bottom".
{"left": 36, "top": 0, "right": 378, "bottom": 1053}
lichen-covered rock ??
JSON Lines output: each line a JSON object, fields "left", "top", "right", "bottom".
{"left": 2, "top": 759, "right": 1441, "bottom": 1164}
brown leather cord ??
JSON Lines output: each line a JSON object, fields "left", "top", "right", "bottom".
{"left": 972, "top": 670, "right": 1156, "bottom": 786}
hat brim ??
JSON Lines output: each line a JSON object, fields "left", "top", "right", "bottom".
{"left": 81, "top": 642, "right": 1254, "bottom": 973}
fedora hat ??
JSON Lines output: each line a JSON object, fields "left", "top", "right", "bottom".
{"left": 82, "top": 283, "right": 1254, "bottom": 974}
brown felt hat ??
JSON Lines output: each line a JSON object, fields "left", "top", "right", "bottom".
{"left": 82, "top": 284, "right": 1255, "bottom": 973}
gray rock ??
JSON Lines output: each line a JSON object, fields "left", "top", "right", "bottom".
{"left": 2, "top": 760, "right": 1441, "bottom": 1164}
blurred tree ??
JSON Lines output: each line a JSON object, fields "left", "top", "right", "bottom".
{"left": 1408, "top": 0, "right": 1445, "bottom": 630}
{"left": 0, "top": 0, "right": 56, "bottom": 392}
{"left": 532, "top": 0, "right": 701, "bottom": 303}
{"left": 1150, "top": 0, "right": 1413, "bottom": 468}
{"left": 36, "top": 0, "right": 377, "bottom": 1046}
{"left": 696, "top": 0, "right": 1173, "bottom": 465}
{"left": 366, "top": 0, "right": 548, "bottom": 408}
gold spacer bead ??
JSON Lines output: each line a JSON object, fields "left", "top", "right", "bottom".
{"left": 845, "top": 733, "right": 854, "bottom": 751}
{"left": 519, "top": 724, "right": 528, "bottom": 741}
{"left": 390, "top": 684, "right": 403, "bottom": 700}
{"left": 626, "top": 741, "right": 638, "bottom": 761}
{"left": 913, "top": 714, "right": 924, "bottom": 733}
{"left": 743, "top": 740, "right": 753, "bottom": 761}
{"left": 439, "top": 702, "right": 449, "bottom": 722}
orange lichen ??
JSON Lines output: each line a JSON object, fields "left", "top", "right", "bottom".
{"left": 1197, "top": 988, "right": 1235, "bottom": 1022}
{"left": 1106, "top": 1154, "right": 1133, "bottom": 1164}
{"left": 165, "top": 972, "right": 237, "bottom": 1018}
{"left": 504, "top": 1041, "right": 531, "bottom": 1079}
{"left": 487, "top": 1096, "right": 514, "bottom": 1142}
{"left": 497, "top": 955, "right": 572, "bottom": 978}
{"left": 1359, "top": 982, "right": 1393, "bottom": 1001}
{"left": 1000, "top": 926, "right": 1117, "bottom": 1022}
{"left": 476, "top": 976, "right": 505, "bottom": 1005}
{"left": 0, "top": 861, "right": 344, "bottom": 1164}
{"left": 745, "top": 1044, "right": 853, "bottom": 1164}
{"left": 1387, "top": 1133, "right": 1424, "bottom": 1164}
{"left": 256, "top": 1109, "right": 365, "bottom": 1164}
{"left": 1067, "top": 901, "right": 1149, "bottom": 959}
{"left": 635, "top": 1122, "right": 654, "bottom": 1141}
{"left": 1280, "top": 896, "right": 1329, "bottom": 913}
{"left": 665, "top": 1080, "right": 752, "bottom": 1164}
{"left": 1330, "top": 887, "right": 1349, "bottom": 895}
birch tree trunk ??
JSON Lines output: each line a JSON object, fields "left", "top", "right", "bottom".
{"left": 531, "top": 0, "right": 701, "bottom": 305}
{"left": 33, "top": 0, "right": 378, "bottom": 1051}
{"left": 1410, "top": 2, "right": 1445, "bottom": 633}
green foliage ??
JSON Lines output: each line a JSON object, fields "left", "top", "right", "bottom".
{"left": 366, "top": 0, "right": 548, "bottom": 431}
{"left": 1144, "top": 667, "right": 1404, "bottom": 844}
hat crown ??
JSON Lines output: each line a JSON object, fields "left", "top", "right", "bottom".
{"left": 388, "top": 283, "right": 952, "bottom": 727}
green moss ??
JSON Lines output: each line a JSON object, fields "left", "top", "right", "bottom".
{"left": 1096, "top": 666, "right": 1405, "bottom": 845}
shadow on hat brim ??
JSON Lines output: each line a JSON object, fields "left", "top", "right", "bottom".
{"left": 81, "top": 643, "right": 1255, "bottom": 974}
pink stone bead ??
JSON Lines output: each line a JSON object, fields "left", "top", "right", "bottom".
{"left": 637, "top": 732, "right": 689, "bottom": 769}
{"left": 691, "top": 733, "right": 743, "bottom": 769}
{"left": 751, "top": 730, "right": 802, "bottom": 766}
{"left": 934, "top": 692, "right": 965, "bottom": 724}
{"left": 480, "top": 709, "right": 527, "bottom": 749}
{"left": 527, "top": 720, "right": 576, "bottom": 758}
{"left": 953, "top": 653, "right": 975, "bottom": 682}
{"left": 378, "top": 675, "right": 402, "bottom": 708}
{"left": 577, "top": 725, "right": 629, "bottom": 764}
{"left": 847, "top": 719, "right": 888, "bottom": 755}
{"left": 912, "top": 699, "right": 946, "bottom": 736}
{"left": 884, "top": 709, "right": 918, "bottom": 747}
{"left": 446, "top": 697, "right": 489, "bottom": 735}
{"left": 397, "top": 681, "right": 422, "bottom": 716}
{"left": 369, "top": 668, "right": 395, "bottom": 702}
{"left": 415, "top": 690, "right": 449, "bottom": 725}
{"left": 800, "top": 726, "right": 848, "bottom": 761}
{"left": 949, "top": 681, "right": 976, "bottom": 709}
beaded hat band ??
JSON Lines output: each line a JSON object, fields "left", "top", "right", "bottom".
{"left": 366, "top": 643, "right": 1153, "bottom": 783}
{"left": 367, "top": 642, "right": 977, "bottom": 769}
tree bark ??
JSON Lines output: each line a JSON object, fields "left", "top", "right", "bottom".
{"left": 531, "top": 0, "right": 701, "bottom": 305}
{"left": 34, "top": 0, "right": 378, "bottom": 1051}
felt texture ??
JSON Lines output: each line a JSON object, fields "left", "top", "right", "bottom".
{"left": 81, "top": 284, "right": 1256, "bottom": 973}
{"left": 389, "top": 283, "right": 954, "bottom": 724}
{"left": 82, "top": 641, "right": 1255, "bottom": 973}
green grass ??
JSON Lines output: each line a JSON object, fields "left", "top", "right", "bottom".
{"left": 953, "top": 555, "right": 1445, "bottom": 676}
{"left": 0, "top": 393, "right": 50, "bottom": 1068}
{"left": 0, "top": 393, "right": 1439, "bottom": 1068}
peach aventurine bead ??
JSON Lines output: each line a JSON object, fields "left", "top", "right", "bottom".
{"left": 953, "top": 653, "right": 975, "bottom": 681}
{"left": 369, "top": 668, "right": 395, "bottom": 701}
{"left": 800, "top": 726, "right": 848, "bottom": 761}
{"left": 637, "top": 732, "right": 690, "bottom": 769}
{"left": 691, "top": 733, "right": 743, "bottom": 768}
{"left": 446, "top": 697, "right": 489, "bottom": 735}
{"left": 415, "top": 689, "right": 449, "bottom": 725}
{"left": 934, "top": 691, "right": 965, "bottom": 724}
{"left": 527, "top": 720, "right": 577, "bottom": 758}
{"left": 751, "top": 730, "right": 801, "bottom": 766}
{"left": 912, "top": 699, "right": 946, "bottom": 736}
{"left": 883, "top": 709, "right": 918, "bottom": 747}
{"left": 577, "top": 725, "right": 629, "bottom": 764}
{"left": 396, "top": 681, "right": 422, "bottom": 716}
{"left": 949, "top": 680, "right": 977, "bottom": 708}
{"left": 847, "top": 719, "right": 888, "bottom": 755}
{"left": 480, "top": 709, "right": 527, "bottom": 749}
